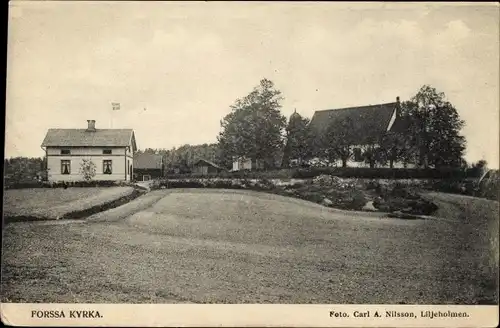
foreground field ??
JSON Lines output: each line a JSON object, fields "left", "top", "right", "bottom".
{"left": 3, "top": 187, "right": 135, "bottom": 220}
{"left": 1, "top": 189, "right": 498, "bottom": 304}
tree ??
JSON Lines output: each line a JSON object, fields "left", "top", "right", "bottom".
{"left": 361, "top": 145, "right": 384, "bottom": 168}
{"left": 472, "top": 159, "right": 488, "bottom": 170}
{"left": 282, "top": 112, "right": 311, "bottom": 167}
{"left": 321, "top": 116, "right": 357, "bottom": 167}
{"left": 79, "top": 159, "right": 96, "bottom": 181}
{"left": 402, "top": 85, "right": 466, "bottom": 168}
{"left": 218, "top": 78, "right": 287, "bottom": 169}
{"left": 4, "top": 157, "right": 44, "bottom": 183}
{"left": 378, "top": 130, "right": 415, "bottom": 168}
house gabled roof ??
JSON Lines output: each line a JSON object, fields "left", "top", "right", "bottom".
{"left": 41, "top": 129, "right": 136, "bottom": 150}
{"left": 193, "top": 158, "right": 223, "bottom": 170}
{"left": 309, "top": 102, "right": 398, "bottom": 144}
{"left": 134, "top": 153, "right": 163, "bottom": 169}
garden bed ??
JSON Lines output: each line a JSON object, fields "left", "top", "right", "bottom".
{"left": 153, "top": 176, "right": 440, "bottom": 215}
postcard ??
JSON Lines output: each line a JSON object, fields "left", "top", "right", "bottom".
{"left": 2, "top": 1, "right": 499, "bottom": 327}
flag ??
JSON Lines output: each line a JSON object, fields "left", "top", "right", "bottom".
{"left": 112, "top": 102, "right": 120, "bottom": 111}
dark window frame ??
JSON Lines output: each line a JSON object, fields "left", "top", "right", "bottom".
{"left": 103, "top": 149, "right": 112, "bottom": 155}
{"left": 103, "top": 160, "right": 112, "bottom": 174}
{"left": 61, "top": 160, "right": 71, "bottom": 174}
{"left": 61, "top": 149, "right": 71, "bottom": 155}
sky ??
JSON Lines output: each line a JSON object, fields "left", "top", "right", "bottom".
{"left": 5, "top": 1, "right": 500, "bottom": 168}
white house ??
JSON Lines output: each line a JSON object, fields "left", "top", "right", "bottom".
{"left": 41, "top": 120, "right": 137, "bottom": 182}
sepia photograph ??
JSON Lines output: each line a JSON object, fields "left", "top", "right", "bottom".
{"left": 1, "top": 1, "right": 499, "bottom": 326}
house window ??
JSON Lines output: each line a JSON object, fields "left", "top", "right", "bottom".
{"left": 103, "top": 160, "right": 112, "bottom": 174}
{"left": 353, "top": 148, "right": 363, "bottom": 162}
{"left": 103, "top": 149, "right": 112, "bottom": 155}
{"left": 61, "top": 160, "right": 71, "bottom": 174}
{"left": 61, "top": 149, "right": 71, "bottom": 155}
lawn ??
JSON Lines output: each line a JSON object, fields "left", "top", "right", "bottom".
{"left": 3, "top": 187, "right": 135, "bottom": 220}
{"left": 422, "top": 192, "right": 499, "bottom": 304}
{"left": 1, "top": 189, "right": 497, "bottom": 304}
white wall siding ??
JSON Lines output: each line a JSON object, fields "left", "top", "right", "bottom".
{"left": 232, "top": 157, "right": 252, "bottom": 171}
{"left": 232, "top": 157, "right": 265, "bottom": 171}
{"left": 46, "top": 146, "right": 132, "bottom": 182}
{"left": 47, "top": 147, "right": 128, "bottom": 156}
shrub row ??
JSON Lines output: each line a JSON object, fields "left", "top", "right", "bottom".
{"left": 164, "top": 169, "right": 294, "bottom": 180}
{"left": 4, "top": 180, "right": 128, "bottom": 189}
{"left": 164, "top": 167, "right": 481, "bottom": 180}
{"left": 156, "top": 178, "right": 276, "bottom": 191}
{"left": 293, "top": 167, "right": 480, "bottom": 179}
{"left": 157, "top": 176, "right": 493, "bottom": 202}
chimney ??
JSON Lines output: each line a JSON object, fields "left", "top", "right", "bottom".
{"left": 86, "top": 120, "right": 96, "bottom": 132}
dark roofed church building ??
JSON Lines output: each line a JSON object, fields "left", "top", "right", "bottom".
{"left": 308, "top": 97, "right": 415, "bottom": 168}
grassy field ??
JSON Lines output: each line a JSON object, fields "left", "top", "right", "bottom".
{"left": 3, "top": 187, "right": 134, "bottom": 220}
{"left": 1, "top": 189, "right": 498, "bottom": 304}
{"left": 422, "top": 192, "right": 499, "bottom": 304}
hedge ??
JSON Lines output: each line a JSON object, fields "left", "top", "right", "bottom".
{"left": 156, "top": 178, "right": 277, "bottom": 191}
{"left": 164, "top": 169, "right": 294, "bottom": 180}
{"left": 292, "top": 167, "right": 479, "bottom": 179}
{"left": 163, "top": 167, "right": 480, "bottom": 180}
{"left": 4, "top": 180, "right": 128, "bottom": 189}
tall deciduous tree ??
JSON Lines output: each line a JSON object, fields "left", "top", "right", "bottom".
{"left": 378, "top": 128, "right": 415, "bottom": 168}
{"left": 321, "top": 116, "right": 357, "bottom": 167}
{"left": 218, "top": 78, "right": 287, "bottom": 169}
{"left": 361, "top": 144, "right": 383, "bottom": 168}
{"left": 403, "top": 85, "right": 466, "bottom": 168}
{"left": 282, "top": 112, "right": 311, "bottom": 167}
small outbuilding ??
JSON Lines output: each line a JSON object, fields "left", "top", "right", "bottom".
{"left": 192, "top": 159, "right": 224, "bottom": 175}
{"left": 133, "top": 153, "right": 164, "bottom": 181}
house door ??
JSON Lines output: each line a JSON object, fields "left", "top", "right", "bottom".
{"left": 143, "top": 175, "right": 151, "bottom": 181}
{"left": 129, "top": 164, "right": 133, "bottom": 180}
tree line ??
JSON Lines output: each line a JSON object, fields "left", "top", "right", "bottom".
{"left": 217, "top": 79, "right": 467, "bottom": 170}
{"left": 4, "top": 78, "right": 480, "bottom": 181}
{"left": 137, "top": 79, "right": 469, "bottom": 172}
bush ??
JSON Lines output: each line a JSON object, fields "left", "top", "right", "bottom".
{"left": 476, "top": 170, "right": 500, "bottom": 201}
{"left": 164, "top": 169, "right": 294, "bottom": 180}
{"left": 4, "top": 180, "right": 126, "bottom": 189}
{"left": 4, "top": 180, "right": 46, "bottom": 189}
{"left": 349, "top": 190, "right": 368, "bottom": 209}
{"left": 430, "top": 179, "right": 476, "bottom": 195}
{"left": 293, "top": 167, "right": 479, "bottom": 180}
{"left": 365, "top": 180, "right": 381, "bottom": 191}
